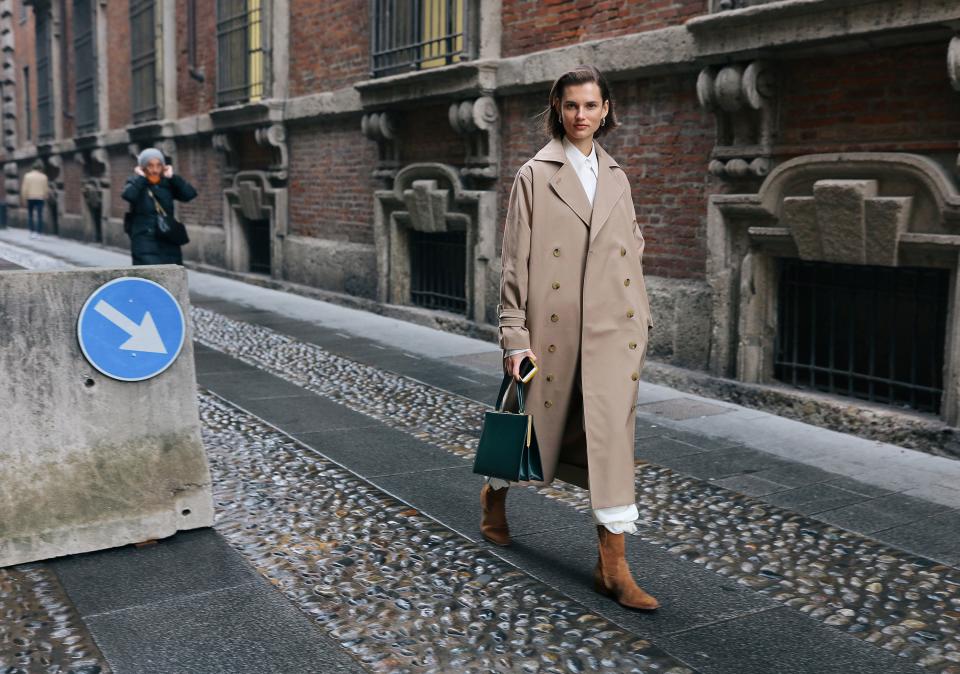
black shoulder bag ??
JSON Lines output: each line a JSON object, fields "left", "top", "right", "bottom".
{"left": 146, "top": 187, "right": 190, "bottom": 246}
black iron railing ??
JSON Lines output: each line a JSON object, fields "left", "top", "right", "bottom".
{"left": 216, "top": 0, "right": 265, "bottom": 107}
{"left": 775, "top": 259, "right": 948, "bottom": 414}
{"left": 130, "top": 0, "right": 158, "bottom": 123}
{"left": 410, "top": 229, "right": 467, "bottom": 314}
{"left": 74, "top": 0, "right": 97, "bottom": 134}
{"left": 371, "top": 0, "right": 470, "bottom": 78}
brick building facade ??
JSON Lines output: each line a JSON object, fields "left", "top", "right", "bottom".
{"left": 3, "top": 1, "right": 960, "bottom": 429}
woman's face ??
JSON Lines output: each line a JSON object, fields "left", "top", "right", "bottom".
{"left": 144, "top": 158, "right": 164, "bottom": 183}
{"left": 558, "top": 82, "right": 609, "bottom": 143}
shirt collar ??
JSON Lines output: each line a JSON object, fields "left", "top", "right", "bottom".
{"left": 562, "top": 137, "right": 598, "bottom": 174}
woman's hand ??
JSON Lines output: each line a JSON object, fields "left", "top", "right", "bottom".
{"left": 504, "top": 350, "right": 536, "bottom": 381}
{"left": 134, "top": 166, "right": 145, "bottom": 177}
{"left": 163, "top": 165, "right": 174, "bottom": 179}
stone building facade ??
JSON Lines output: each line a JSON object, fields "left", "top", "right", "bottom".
{"left": 3, "top": 1, "right": 960, "bottom": 433}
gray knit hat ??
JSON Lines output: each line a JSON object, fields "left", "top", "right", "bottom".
{"left": 137, "top": 148, "right": 164, "bottom": 167}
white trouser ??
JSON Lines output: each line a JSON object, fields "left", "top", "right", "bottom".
{"left": 486, "top": 477, "right": 638, "bottom": 534}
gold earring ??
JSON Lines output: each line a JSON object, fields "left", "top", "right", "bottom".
{"left": 601, "top": 117, "right": 606, "bottom": 127}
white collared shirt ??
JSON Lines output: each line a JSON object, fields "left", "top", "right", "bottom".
{"left": 562, "top": 136, "right": 599, "bottom": 205}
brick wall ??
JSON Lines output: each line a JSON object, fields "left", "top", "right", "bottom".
{"left": 175, "top": 0, "right": 217, "bottom": 116}
{"left": 778, "top": 43, "right": 960, "bottom": 156}
{"left": 62, "top": 157, "right": 82, "bottom": 215}
{"left": 106, "top": 1, "right": 131, "bottom": 130}
{"left": 174, "top": 139, "right": 223, "bottom": 229}
{"left": 108, "top": 148, "right": 133, "bottom": 218}
{"left": 398, "top": 105, "right": 463, "bottom": 165}
{"left": 501, "top": 0, "right": 704, "bottom": 58}
{"left": 287, "top": 118, "right": 377, "bottom": 244}
{"left": 498, "top": 74, "right": 716, "bottom": 281}
{"left": 13, "top": 4, "right": 35, "bottom": 144}
{"left": 289, "top": 0, "right": 369, "bottom": 96}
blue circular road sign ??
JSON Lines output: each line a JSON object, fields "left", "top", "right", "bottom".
{"left": 77, "top": 277, "right": 186, "bottom": 382}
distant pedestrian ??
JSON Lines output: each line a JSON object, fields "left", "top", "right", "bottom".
{"left": 483, "top": 65, "right": 659, "bottom": 610}
{"left": 122, "top": 148, "right": 197, "bottom": 265}
{"left": 20, "top": 160, "right": 49, "bottom": 240}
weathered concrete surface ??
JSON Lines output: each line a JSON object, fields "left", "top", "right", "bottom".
{"left": 0, "top": 265, "right": 213, "bottom": 567}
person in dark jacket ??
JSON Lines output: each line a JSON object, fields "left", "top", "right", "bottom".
{"left": 122, "top": 148, "right": 197, "bottom": 265}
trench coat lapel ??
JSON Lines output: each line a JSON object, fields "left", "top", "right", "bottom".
{"left": 589, "top": 144, "right": 626, "bottom": 243}
{"left": 535, "top": 139, "right": 592, "bottom": 228}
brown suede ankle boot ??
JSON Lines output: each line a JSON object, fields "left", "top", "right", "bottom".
{"left": 594, "top": 525, "right": 659, "bottom": 610}
{"left": 480, "top": 484, "right": 510, "bottom": 546}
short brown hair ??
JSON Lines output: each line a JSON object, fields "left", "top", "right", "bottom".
{"left": 541, "top": 65, "right": 618, "bottom": 139}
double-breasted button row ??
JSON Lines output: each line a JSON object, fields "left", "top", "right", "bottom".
{"left": 553, "top": 247, "right": 561, "bottom": 257}
{"left": 552, "top": 281, "right": 560, "bottom": 290}
{"left": 626, "top": 309, "right": 635, "bottom": 319}
{"left": 620, "top": 246, "right": 627, "bottom": 256}
{"left": 550, "top": 313, "right": 559, "bottom": 323}
{"left": 629, "top": 341, "right": 637, "bottom": 350}
{"left": 544, "top": 400, "right": 553, "bottom": 408}
{"left": 631, "top": 373, "right": 639, "bottom": 381}
{"left": 548, "top": 344, "right": 556, "bottom": 353}
{"left": 624, "top": 278, "right": 631, "bottom": 287}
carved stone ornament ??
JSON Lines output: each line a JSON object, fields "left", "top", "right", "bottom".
{"left": 361, "top": 111, "right": 400, "bottom": 183}
{"left": 448, "top": 96, "right": 500, "bottom": 183}
{"left": 697, "top": 60, "right": 777, "bottom": 180}
{"left": 254, "top": 123, "right": 289, "bottom": 181}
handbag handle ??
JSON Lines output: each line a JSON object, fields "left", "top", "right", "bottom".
{"left": 495, "top": 374, "right": 526, "bottom": 413}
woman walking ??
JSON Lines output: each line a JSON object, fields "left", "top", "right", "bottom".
{"left": 483, "top": 65, "right": 658, "bottom": 610}
{"left": 122, "top": 148, "right": 197, "bottom": 265}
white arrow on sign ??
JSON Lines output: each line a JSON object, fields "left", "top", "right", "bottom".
{"left": 93, "top": 299, "right": 168, "bottom": 354}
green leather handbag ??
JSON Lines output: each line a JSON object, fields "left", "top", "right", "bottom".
{"left": 472, "top": 375, "right": 544, "bottom": 482}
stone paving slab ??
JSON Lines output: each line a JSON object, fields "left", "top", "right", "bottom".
{"left": 190, "top": 306, "right": 960, "bottom": 671}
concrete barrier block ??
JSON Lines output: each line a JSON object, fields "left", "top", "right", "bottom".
{"left": 0, "top": 265, "right": 213, "bottom": 567}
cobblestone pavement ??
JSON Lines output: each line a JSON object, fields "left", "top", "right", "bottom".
{"left": 0, "top": 565, "right": 108, "bottom": 674}
{"left": 192, "top": 307, "right": 960, "bottom": 673}
{"left": 202, "top": 391, "right": 692, "bottom": 673}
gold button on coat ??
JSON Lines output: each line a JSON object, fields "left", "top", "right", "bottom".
{"left": 546, "top": 374, "right": 554, "bottom": 382}
{"left": 544, "top": 400, "right": 553, "bottom": 408}
{"left": 626, "top": 309, "right": 635, "bottom": 318}
{"left": 548, "top": 344, "right": 556, "bottom": 353}
{"left": 550, "top": 314, "right": 559, "bottom": 323}
{"left": 552, "top": 281, "right": 560, "bottom": 290}
{"left": 624, "top": 278, "right": 631, "bottom": 286}
{"left": 631, "top": 373, "right": 639, "bottom": 381}
{"left": 629, "top": 341, "right": 637, "bottom": 350}
{"left": 620, "top": 247, "right": 627, "bottom": 256}
{"left": 553, "top": 248, "right": 560, "bottom": 257}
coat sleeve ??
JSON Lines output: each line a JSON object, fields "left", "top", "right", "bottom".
{"left": 498, "top": 167, "right": 534, "bottom": 352}
{"left": 629, "top": 187, "right": 654, "bottom": 330}
{"left": 121, "top": 175, "right": 149, "bottom": 204}
{"left": 168, "top": 174, "right": 198, "bottom": 202}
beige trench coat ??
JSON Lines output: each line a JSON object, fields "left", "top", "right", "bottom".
{"left": 498, "top": 138, "right": 653, "bottom": 510}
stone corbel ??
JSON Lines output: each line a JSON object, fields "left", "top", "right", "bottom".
{"left": 361, "top": 111, "right": 400, "bottom": 184}
{"left": 253, "top": 123, "right": 288, "bottom": 183}
{"left": 948, "top": 36, "right": 960, "bottom": 173}
{"left": 212, "top": 133, "right": 238, "bottom": 183}
{"left": 448, "top": 96, "right": 499, "bottom": 185}
{"left": 697, "top": 60, "right": 778, "bottom": 180}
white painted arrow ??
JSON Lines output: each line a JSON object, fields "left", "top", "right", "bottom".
{"left": 94, "top": 299, "right": 167, "bottom": 354}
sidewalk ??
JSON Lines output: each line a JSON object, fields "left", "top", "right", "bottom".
{"left": 2, "top": 228, "right": 959, "bottom": 673}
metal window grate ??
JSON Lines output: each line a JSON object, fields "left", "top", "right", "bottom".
{"left": 216, "top": 0, "right": 265, "bottom": 107}
{"left": 35, "top": 9, "right": 53, "bottom": 140}
{"left": 410, "top": 229, "right": 467, "bottom": 314}
{"left": 73, "top": 0, "right": 97, "bottom": 134}
{"left": 371, "top": 0, "right": 469, "bottom": 78}
{"left": 774, "top": 259, "right": 948, "bottom": 414}
{"left": 130, "top": 0, "right": 158, "bottom": 123}
{"left": 23, "top": 66, "right": 31, "bottom": 142}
